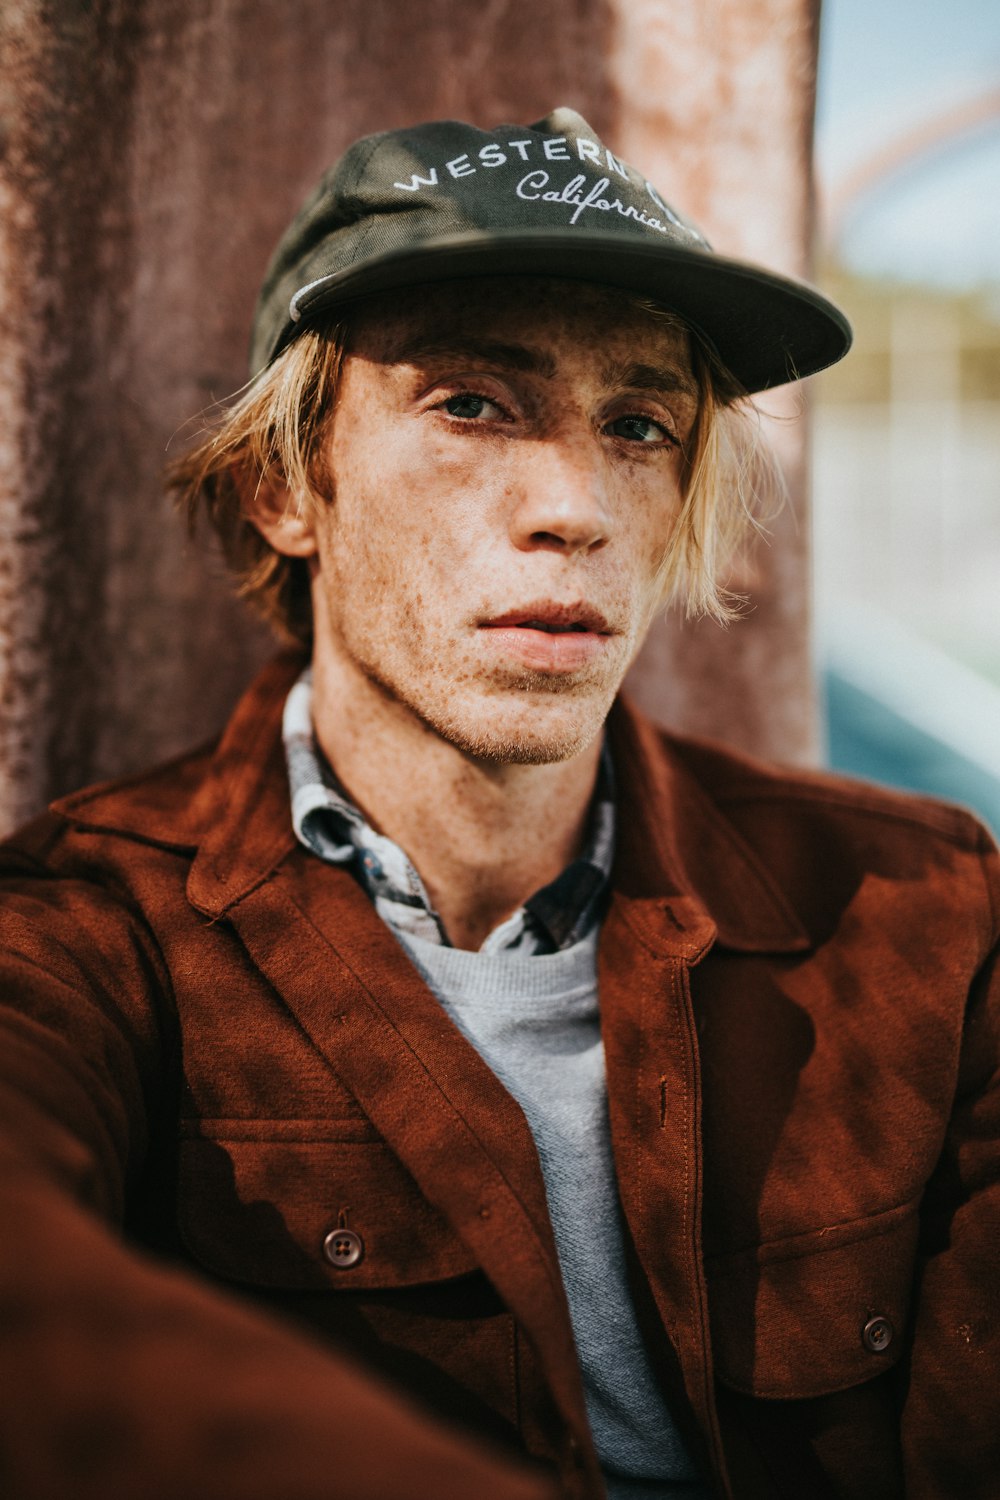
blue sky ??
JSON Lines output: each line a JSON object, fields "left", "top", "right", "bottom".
{"left": 815, "top": 0, "right": 1000, "bottom": 287}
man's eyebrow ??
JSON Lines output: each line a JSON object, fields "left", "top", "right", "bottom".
{"left": 387, "top": 335, "right": 557, "bottom": 379}
{"left": 381, "top": 338, "right": 697, "bottom": 399}
{"left": 603, "top": 360, "right": 699, "bottom": 402}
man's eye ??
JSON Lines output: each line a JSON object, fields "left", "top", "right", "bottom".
{"left": 443, "top": 394, "right": 503, "bottom": 420}
{"left": 606, "top": 415, "right": 674, "bottom": 445}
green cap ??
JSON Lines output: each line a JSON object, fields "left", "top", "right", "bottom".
{"left": 250, "top": 106, "right": 851, "bottom": 393}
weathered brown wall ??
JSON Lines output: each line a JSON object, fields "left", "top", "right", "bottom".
{"left": 0, "top": 0, "right": 821, "bottom": 834}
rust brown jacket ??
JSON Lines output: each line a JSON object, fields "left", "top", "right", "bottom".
{"left": 1, "top": 654, "right": 998, "bottom": 1500}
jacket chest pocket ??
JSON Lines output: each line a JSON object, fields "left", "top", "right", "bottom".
{"left": 176, "top": 1122, "right": 521, "bottom": 1441}
{"left": 705, "top": 1200, "right": 919, "bottom": 1400}
{"left": 176, "top": 1121, "right": 480, "bottom": 1290}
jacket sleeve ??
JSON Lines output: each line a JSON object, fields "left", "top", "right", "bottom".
{"left": 900, "top": 845, "right": 1000, "bottom": 1500}
{"left": 0, "top": 843, "right": 557, "bottom": 1500}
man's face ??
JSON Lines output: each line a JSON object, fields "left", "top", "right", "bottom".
{"left": 308, "top": 277, "right": 698, "bottom": 764}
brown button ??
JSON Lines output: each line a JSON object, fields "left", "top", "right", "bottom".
{"left": 862, "top": 1315, "right": 894, "bottom": 1354}
{"left": 323, "top": 1227, "right": 364, "bottom": 1269}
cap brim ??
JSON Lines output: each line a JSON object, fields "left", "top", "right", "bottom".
{"left": 277, "top": 228, "right": 851, "bottom": 393}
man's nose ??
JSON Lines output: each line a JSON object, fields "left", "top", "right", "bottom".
{"left": 507, "top": 435, "right": 611, "bottom": 556}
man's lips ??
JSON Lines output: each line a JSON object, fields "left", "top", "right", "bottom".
{"left": 479, "top": 602, "right": 611, "bottom": 635}
{"left": 477, "top": 603, "right": 613, "bottom": 672}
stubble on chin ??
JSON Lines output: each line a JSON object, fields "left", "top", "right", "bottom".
{"left": 363, "top": 653, "right": 616, "bottom": 766}
{"left": 426, "top": 706, "right": 604, "bottom": 767}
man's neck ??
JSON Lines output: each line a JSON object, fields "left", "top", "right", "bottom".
{"left": 310, "top": 654, "right": 603, "bottom": 952}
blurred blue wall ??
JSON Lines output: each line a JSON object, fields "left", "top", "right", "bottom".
{"left": 819, "top": 606, "right": 1000, "bottom": 840}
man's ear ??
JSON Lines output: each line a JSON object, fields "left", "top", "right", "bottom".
{"left": 239, "top": 469, "right": 319, "bottom": 559}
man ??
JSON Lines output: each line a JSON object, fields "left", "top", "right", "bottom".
{"left": 0, "top": 108, "right": 996, "bottom": 1500}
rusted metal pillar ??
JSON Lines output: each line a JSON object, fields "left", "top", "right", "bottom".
{"left": 614, "top": 0, "right": 821, "bottom": 761}
{"left": 0, "top": 0, "right": 821, "bottom": 833}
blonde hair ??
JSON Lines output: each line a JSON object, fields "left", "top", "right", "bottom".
{"left": 651, "top": 319, "right": 777, "bottom": 624}
{"left": 167, "top": 303, "right": 775, "bottom": 644}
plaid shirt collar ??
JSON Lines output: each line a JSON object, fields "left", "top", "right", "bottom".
{"left": 283, "top": 668, "right": 615, "bottom": 954}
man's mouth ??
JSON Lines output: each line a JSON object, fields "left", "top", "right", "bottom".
{"left": 480, "top": 603, "right": 611, "bottom": 635}
{"left": 476, "top": 603, "right": 613, "bottom": 673}
{"left": 517, "top": 620, "right": 588, "bottom": 634}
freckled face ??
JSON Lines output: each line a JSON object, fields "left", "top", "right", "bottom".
{"left": 310, "top": 278, "right": 698, "bottom": 763}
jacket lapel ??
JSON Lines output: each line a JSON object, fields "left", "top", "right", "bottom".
{"left": 599, "top": 890, "right": 722, "bottom": 1476}
{"left": 597, "top": 702, "right": 810, "bottom": 1496}
{"left": 226, "top": 852, "right": 594, "bottom": 1463}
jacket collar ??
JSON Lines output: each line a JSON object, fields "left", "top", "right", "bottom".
{"left": 51, "top": 653, "right": 302, "bottom": 915}
{"left": 54, "top": 652, "right": 808, "bottom": 952}
{"left": 606, "top": 700, "right": 809, "bottom": 953}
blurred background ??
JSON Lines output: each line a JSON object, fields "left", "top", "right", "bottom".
{"left": 811, "top": 0, "right": 1000, "bottom": 832}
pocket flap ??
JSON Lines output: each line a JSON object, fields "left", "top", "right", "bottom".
{"left": 706, "top": 1202, "right": 918, "bottom": 1399}
{"left": 177, "top": 1129, "right": 480, "bottom": 1291}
